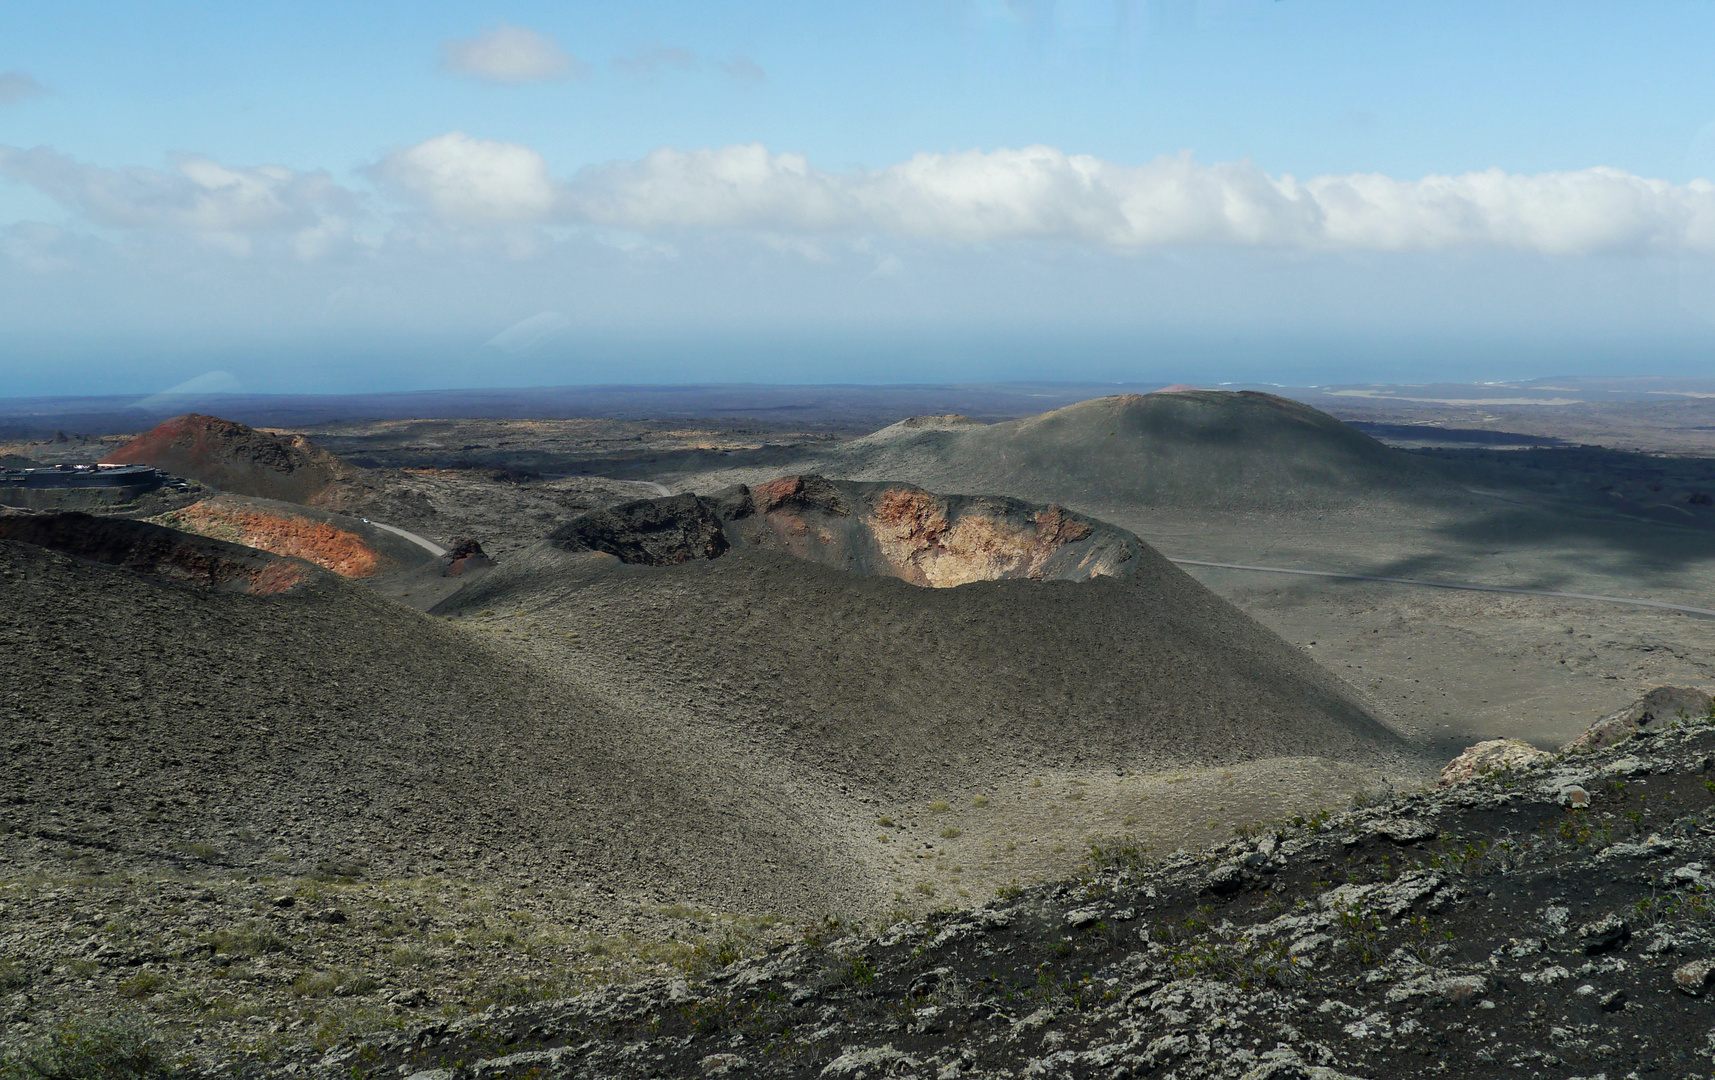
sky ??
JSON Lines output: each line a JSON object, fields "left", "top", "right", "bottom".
{"left": 6, "top": 1, "right": 1715, "bottom": 396}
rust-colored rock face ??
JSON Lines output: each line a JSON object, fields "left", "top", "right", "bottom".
{"left": 158, "top": 498, "right": 385, "bottom": 577}
{"left": 0, "top": 512, "right": 313, "bottom": 594}
{"left": 746, "top": 475, "right": 1139, "bottom": 586}
{"left": 102, "top": 414, "right": 359, "bottom": 506}
{"left": 863, "top": 487, "right": 1105, "bottom": 587}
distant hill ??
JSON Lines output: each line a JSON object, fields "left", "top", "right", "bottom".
{"left": 102, "top": 413, "right": 366, "bottom": 506}
{"left": 691, "top": 391, "right": 1461, "bottom": 517}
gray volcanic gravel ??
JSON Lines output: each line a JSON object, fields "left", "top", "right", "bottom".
{"left": 284, "top": 714, "right": 1715, "bottom": 1080}
{"left": 436, "top": 539, "right": 1410, "bottom": 794}
{"left": 0, "top": 535, "right": 869, "bottom": 916}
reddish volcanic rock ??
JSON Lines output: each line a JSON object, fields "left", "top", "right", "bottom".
{"left": 158, "top": 498, "right": 389, "bottom": 578}
{"left": 743, "top": 476, "right": 1135, "bottom": 587}
{"left": 102, "top": 414, "right": 362, "bottom": 506}
{"left": 444, "top": 537, "right": 496, "bottom": 577}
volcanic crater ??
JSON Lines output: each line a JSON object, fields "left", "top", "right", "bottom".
{"left": 550, "top": 474, "right": 1145, "bottom": 587}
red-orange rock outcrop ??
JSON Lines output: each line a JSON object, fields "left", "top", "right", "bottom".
{"left": 158, "top": 498, "right": 386, "bottom": 578}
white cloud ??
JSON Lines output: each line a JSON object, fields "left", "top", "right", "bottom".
{"left": 567, "top": 144, "right": 854, "bottom": 232}
{"left": 0, "top": 145, "right": 358, "bottom": 254}
{"left": 372, "top": 131, "right": 558, "bottom": 224}
{"left": 612, "top": 46, "right": 697, "bottom": 77}
{"left": 716, "top": 56, "right": 766, "bottom": 85}
{"left": 550, "top": 143, "right": 1715, "bottom": 255}
{"left": 12, "top": 136, "right": 1715, "bottom": 260}
{"left": 441, "top": 24, "right": 587, "bottom": 84}
{"left": 0, "top": 71, "right": 45, "bottom": 104}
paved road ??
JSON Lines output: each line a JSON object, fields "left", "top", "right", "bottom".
{"left": 1169, "top": 558, "right": 1715, "bottom": 619}
{"left": 362, "top": 519, "right": 448, "bottom": 557}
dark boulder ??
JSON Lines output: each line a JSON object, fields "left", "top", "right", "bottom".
{"left": 550, "top": 494, "right": 729, "bottom": 566}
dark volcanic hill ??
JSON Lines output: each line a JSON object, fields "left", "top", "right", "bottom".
{"left": 102, "top": 413, "right": 365, "bottom": 506}
{"left": 684, "top": 391, "right": 1461, "bottom": 517}
{"left": 439, "top": 482, "right": 1409, "bottom": 791}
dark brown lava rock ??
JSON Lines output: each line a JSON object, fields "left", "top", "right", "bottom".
{"left": 549, "top": 492, "right": 729, "bottom": 565}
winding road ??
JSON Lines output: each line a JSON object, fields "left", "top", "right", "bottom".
{"left": 361, "top": 519, "right": 448, "bottom": 557}
{"left": 1168, "top": 558, "right": 1715, "bottom": 619}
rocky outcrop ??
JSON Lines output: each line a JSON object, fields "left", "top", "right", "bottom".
{"left": 1565, "top": 686, "right": 1713, "bottom": 751}
{"left": 153, "top": 496, "right": 400, "bottom": 578}
{"left": 443, "top": 537, "right": 495, "bottom": 577}
{"left": 549, "top": 492, "right": 729, "bottom": 565}
{"left": 0, "top": 511, "right": 314, "bottom": 594}
{"left": 1437, "top": 737, "right": 1554, "bottom": 787}
{"left": 547, "top": 475, "right": 1143, "bottom": 586}
{"left": 1438, "top": 687, "right": 1715, "bottom": 789}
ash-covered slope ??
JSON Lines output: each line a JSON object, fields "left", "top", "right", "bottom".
{"left": 291, "top": 709, "right": 1715, "bottom": 1080}
{"left": 102, "top": 413, "right": 365, "bottom": 506}
{"left": 689, "top": 391, "right": 1459, "bottom": 517}
{"left": 440, "top": 496, "right": 1406, "bottom": 791}
{"left": 0, "top": 529, "right": 870, "bottom": 915}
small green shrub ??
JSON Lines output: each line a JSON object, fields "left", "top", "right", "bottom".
{"left": 1086, "top": 835, "right": 1151, "bottom": 873}
{"left": 116, "top": 971, "right": 167, "bottom": 1000}
{"left": 0, "top": 1015, "right": 182, "bottom": 1080}
{"left": 206, "top": 921, "right": 284, "bottom": 957}
{"left": 0, "top": 960, "right": 30, "bottom": 991}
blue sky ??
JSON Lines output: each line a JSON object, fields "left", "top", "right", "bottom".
{"left": 6, "top": 1, "right": 1715, "bottom": 395}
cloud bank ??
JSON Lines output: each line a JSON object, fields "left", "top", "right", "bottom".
{"left": 382, "top": 139, "right": 1715, "bottom": 256}
{"left": 9, "top": 137, "right": 1715, "bottom": 258}
{"left": 440, "top": 25, "right": 587, "bottom": 84}
{"left": 0, "top": 145, "right": 358, "bottom": 256}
